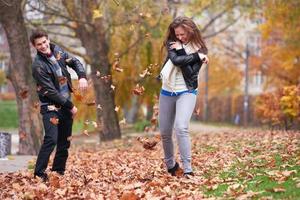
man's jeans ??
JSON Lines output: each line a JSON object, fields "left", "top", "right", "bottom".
{"left": 34, "top": 106, "right": 73, "bottom": 176}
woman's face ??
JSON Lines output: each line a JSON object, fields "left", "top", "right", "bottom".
{"left": 174, "top": 26, "right": 189, "bottom": 44}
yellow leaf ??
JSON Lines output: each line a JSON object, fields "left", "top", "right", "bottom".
{"left": 93, "top": 9, "right": 103, "bottom": 20}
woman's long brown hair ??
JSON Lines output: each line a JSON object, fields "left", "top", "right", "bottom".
{"left": 161, "top": 16, "right": 208, "bottom": 54}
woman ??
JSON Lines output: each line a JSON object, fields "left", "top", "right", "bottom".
{"left": 159, "top": 16, "right": 208, "bottom": 176}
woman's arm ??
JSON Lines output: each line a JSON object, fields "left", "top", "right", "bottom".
{"left": 167, "top": 41, "right": 200, "bottom": 66}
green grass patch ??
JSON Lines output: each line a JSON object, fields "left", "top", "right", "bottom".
{"left": 0, "top": 100, "right": 18, "bottom": 128}
{"left": 204, "top": 159, "right": 300, "bottom": 199}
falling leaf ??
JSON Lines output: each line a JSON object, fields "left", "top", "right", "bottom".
{"left": 83, "top": 130, "right": 89, "bottom": 136}
{"left": 150, "top": 117, "right": 157, "bottom": 125}
{"left": 97, "top": 104, "right": 103, "bottom": 110}
{"left": 86, "top": 100, "right": 96, "bottom": 106}
{"left": 19, "top": 131, "right": 26, "bottom": 140}
{"left": 129, "top": 24, "right": 135, "bottom": 31}
{"left": 115, "top": 106, "right": 120, "bottom": 112}
{"left": 115, "top": 67, "right": 124, "bottom": 72}
{"left": 36, "top": 85, "right": 42, "bottom": 92}
{"left": 55, "top": 52, "right": 61, "bottom": 60}
{"left": 111, "top": 85, "right": 116, "bottom": 90}
{"left": 137, "top": 135, "right": 161, "bottom": 150}
{"left": 119, "top": 118, "right": 126, "bottom": 125}
{"left": 92, "top": 121, "right": 98, "bottom": 128}
{"left": 50, "top": 117, "right": 59, "bottom": 125}
{"left": 58, "top": 77, "right": 67, "bottom": 85}
{"left": 96, "top": 71, "right": 101, "bottom": 77}
{"left": 139, "top": 69, "right": 149, "bottom": 78}
{"left": 93, "top": 9, "right": 103, "bottom": 19}
{"left": 132, "top": 84, "right": 145, "bottom": 96}
{"left": 33, "top": 102, "right": 40, "bottom": 110}
{"left": 145, "top": 33, "right": 151, "bottom": 38}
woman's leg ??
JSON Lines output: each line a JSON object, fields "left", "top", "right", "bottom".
{"left": 159, "top": 94, "right": 176, "bottom": 169}
{"left": 174, "top": 93, "right": 197, "bottom": 173}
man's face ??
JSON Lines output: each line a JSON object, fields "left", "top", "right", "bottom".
{"left": 33, "top": 36, "right": 51, "bottom": 55}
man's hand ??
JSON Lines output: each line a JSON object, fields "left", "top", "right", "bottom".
{"left": 78, "top": 78, "right": 88, "bottom": 92}
{"left": 70, "top": 106, "right": 78, "bottom": 118}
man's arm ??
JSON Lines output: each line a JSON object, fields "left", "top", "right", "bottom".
{"left": 63, "top": 51, "right": 86, "bottom": 79}
{"left": 32, "top": 62, "right": 74, "bottom": 109}
{"left": 63, "top": 50, "right": 88, "bottom": 91}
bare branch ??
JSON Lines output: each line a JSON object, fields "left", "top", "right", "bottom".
{"left": 26, "top": 1, "right": 93, "bottom": 28}
{"left": 203, "top": 14, "right": 242, "bottom": 39}
{"left": 201, "top": 4, "right": 237, "bottom": 33}
{"left": 51, "top": 39, "right": 91, "bottom": 64}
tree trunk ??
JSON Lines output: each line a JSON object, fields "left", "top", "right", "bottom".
{"left": 0, "top": 0, "right": 43, "bottom": 154}
{"left": 62, "top": 0, "right": 121, "bottom": 141}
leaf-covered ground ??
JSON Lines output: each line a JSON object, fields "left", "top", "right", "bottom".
{"left": 0, "top": 130, "right": 299, "bottom": 199}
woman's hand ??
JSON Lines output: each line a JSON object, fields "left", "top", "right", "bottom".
{"left": 202, "top": 55, "right": 209, "bottom": 64}
{"left": 198, "top": 53, "right": 209, "bottom": 64}
{"left": 169, "top": 41, "right": 182, "bottom": 49}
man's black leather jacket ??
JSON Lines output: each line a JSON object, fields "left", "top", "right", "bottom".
{"left": 166, "top": 41, "right": 204, "bottom": 90}
{"left": 32, "top": 43, "right": 86, "bottom": 110}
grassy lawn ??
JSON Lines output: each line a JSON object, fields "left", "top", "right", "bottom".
{"left": 0, "top": 100, "right": 93, "bottom": 134}
{"left": 0, "top": 100, "right": 18, "bottom": 129}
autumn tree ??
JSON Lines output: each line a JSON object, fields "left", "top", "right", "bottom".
{"left": 0, "top": 0, "right": 43, "bottom": 154}
{"left": 257, "top": 0, "right": 300, "bottom": 87}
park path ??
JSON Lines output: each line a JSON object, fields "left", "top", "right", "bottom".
{"left": 0, "top": 122, "right": 245, "bottom": 173}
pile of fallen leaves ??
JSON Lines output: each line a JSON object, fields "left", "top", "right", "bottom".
{"left": 0, "top": 130, "right": 299, "bottom": 199}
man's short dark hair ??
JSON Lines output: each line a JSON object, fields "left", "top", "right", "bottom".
{"left": 30, "top": 29, "right": 48, "bottom": 45}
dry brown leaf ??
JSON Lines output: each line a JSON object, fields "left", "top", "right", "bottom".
{"left": 115, "top": 106, "right": 120, "bottom": 112}
{"left": 49, "top": 174, "right": 60, "bottom": 188}
{"left": 132, "top": 84, "right": 145, "bottom": 96}
{"left": 272, "top": 186, "right": 286, "bottom": 192}
{"left": 19, "top": 131, "right": 27, "bottom": 140}
{"left": 120, "top": 191, "right": 139, "bottom": 200}
{"left": 19, "top": 89, "right": 29, "bottom": 99}
{"left": 83, "top": 130, "right": 89, "bottom": 136}
{"left": 137, "top": 135, "right": 161, "bottom": 150}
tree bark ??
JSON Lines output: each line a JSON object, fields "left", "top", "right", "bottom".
{"left": 0, "top": 0, "right": 43, "bottom": 154}
{"left": 62, "top": 0, "right": 121, "bottom": 141}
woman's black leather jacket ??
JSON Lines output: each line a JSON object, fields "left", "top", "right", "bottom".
{"left": 166, "top": 42, "right": 204, "bottom": 90}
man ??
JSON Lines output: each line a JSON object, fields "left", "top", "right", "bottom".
{"left": 30, "top": 29, "right": 88, "bottom": 181}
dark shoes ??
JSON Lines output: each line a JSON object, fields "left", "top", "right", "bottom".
{"left": 34, "top": 173, "right": 48, "bottom": 182}
{"left": 184, "top": 172, "right": 194, "bottom": 176}
{"left": 167, "top": 162, "right": 179, "bottom": 176}
{"left": 183, "top": 171, "right": 194, "bottom": 178}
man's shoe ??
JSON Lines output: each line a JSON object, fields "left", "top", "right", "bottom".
{"left": 34, "top": 173, "right": 48, "bottom": 182}
{"left": 167, "top": 162, "right": 179, "bottom": 176}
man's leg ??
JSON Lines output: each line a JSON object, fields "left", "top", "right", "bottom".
{"left": 159, "top": 94, "right": 176, "bottom": 169}
{"left": 34, "top": 111, "right": 58, "bottom": 177}
{"left": 51, "top": 109, "right": 73, "bottom": 174}
{"left": 174, "top": 93, "right": 196, "bottom": 173}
